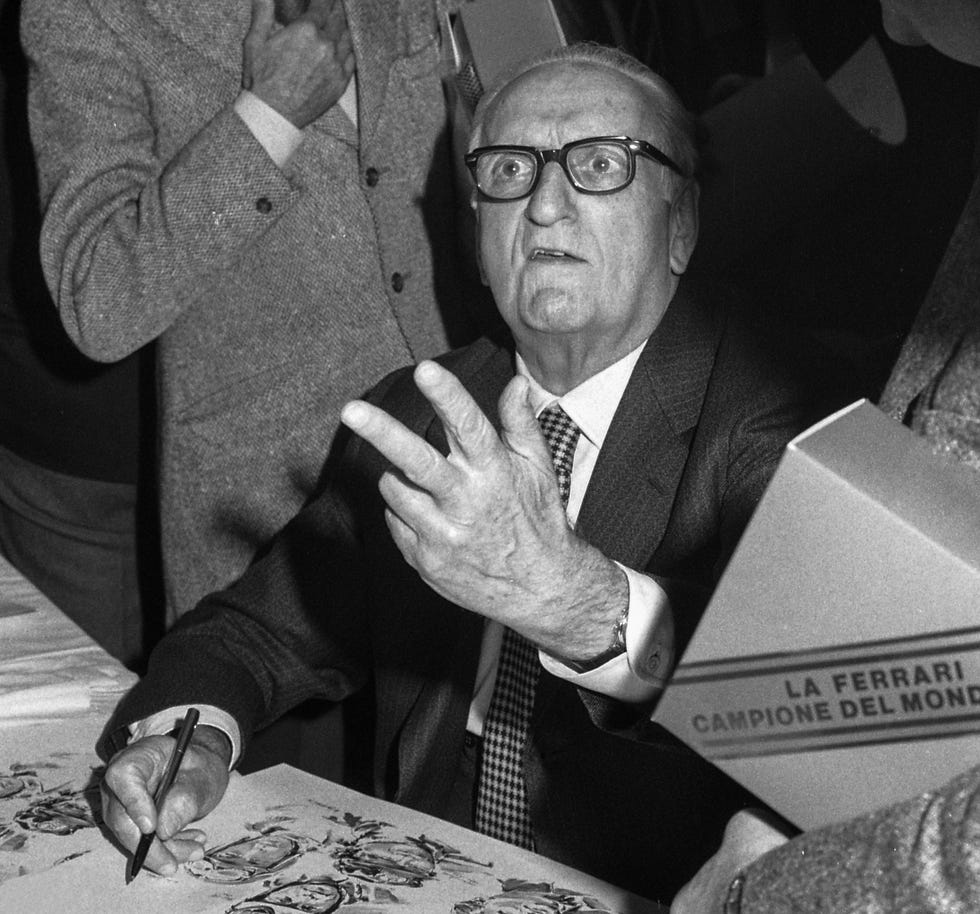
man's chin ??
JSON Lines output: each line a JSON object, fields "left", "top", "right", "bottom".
{"left": 516, "top": 290, "right": 588, "bottom": 335}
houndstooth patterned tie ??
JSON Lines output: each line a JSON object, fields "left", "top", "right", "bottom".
{"left": 475, "top": 404, "right": 580, "bottom": 849}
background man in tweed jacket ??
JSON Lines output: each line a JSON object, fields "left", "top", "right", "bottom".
{"left": 22, "top": 0, "right": 487, "bottom": 621}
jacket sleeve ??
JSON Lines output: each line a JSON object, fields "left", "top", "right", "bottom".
{"left": 99, "top": 470, "right": 373, "bottom": 762}
{"left": 739, "top": 764, "right": 980, "bottom": 912}
{"left": 97, "top": 368, "right": 410, "bottom": 761}
{"left": 21, "top": 0, "right": 301, "bottom": 361}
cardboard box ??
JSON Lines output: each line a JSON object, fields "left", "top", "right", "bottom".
{"left": 653, "top": 400, "right": 980, "bottom": 829}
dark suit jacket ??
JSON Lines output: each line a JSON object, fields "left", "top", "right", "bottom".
{"left": 103, "top": 282, "right": 806, "bottom": 904}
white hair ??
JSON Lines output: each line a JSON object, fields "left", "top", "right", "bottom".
{"left": 469, "top": 42, "right": 698, "bottom": 197}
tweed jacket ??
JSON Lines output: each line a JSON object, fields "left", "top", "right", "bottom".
{"left": 879, "top": 171, "right": 980, "bottom": 474}
{"left": 738, "top": 762, "right": 980, "bottom": 913}
{"left": 105, "top": 282, "right": 807, "bottom": 903}
{"left": 22, "top": 0, "right": 484, "bottom": 617}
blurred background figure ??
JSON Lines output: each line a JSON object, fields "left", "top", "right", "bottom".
{"left": 672, "top": 0, "right": 980, "bottom": 910}
{"left": 558, "top": 0, "right": 980, "bottom": 413}
{"left": 0, "top": 0, "right": 161, "bottom": 671}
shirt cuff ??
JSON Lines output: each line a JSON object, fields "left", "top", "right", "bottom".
{"left": 129, "top": 705, "right": 242, "bottom": 769}
{"left": 539, "top": 565, "right": 671, "bottom": 703}
{"left": 233, "top": 90, "right": 305, "bottom": 168}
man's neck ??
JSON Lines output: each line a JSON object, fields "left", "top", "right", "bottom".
{"left": 517, "top": 333, "right": 647, "bottom": 396}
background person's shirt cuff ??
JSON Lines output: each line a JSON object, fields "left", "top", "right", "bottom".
{"left": 539, "top": 564, "right": 672, "bottom": 703}
{"left": 234, "top": 90, "right": 305, "bottom": 168}
{"left": 129, "top": 705, "right": 242, "bottom": 769}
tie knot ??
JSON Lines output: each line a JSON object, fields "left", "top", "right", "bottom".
{"left": 537, "top": 404, "right": 580, "bottom": 505}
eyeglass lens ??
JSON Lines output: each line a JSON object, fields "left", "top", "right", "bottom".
{"left": 474, "top": 141, "right": 634, "bottom": 199}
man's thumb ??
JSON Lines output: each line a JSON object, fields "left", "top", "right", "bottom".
{"left": 498, "top": 375, "right": 551, "bottom": 464}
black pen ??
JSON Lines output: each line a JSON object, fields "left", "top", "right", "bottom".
{"left": 128, "top": 706, "right": 200, "bottom": 882}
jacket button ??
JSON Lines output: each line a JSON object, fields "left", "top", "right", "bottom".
{"left": 255, "top": 197, "right": 273, "bottom": 214}
{"left": 365, "top": 167, "right": 380, "bottom": 187}
{"left": 391, "top": 272, "right": 404, "bottom": 293}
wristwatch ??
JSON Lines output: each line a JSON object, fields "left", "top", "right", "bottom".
{"left": 566, "top": 603, "right": 629, "bottom": 673}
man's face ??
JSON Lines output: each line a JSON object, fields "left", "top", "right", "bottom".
{"left": 879, "top": 0, "right": 980, "bottom": 65}
{"left": 474, "top": 62, "right": 696, "bottom": 378}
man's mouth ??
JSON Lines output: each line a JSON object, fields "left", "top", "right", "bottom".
{"left": 529, "top": 248, "right": 582, "bottom": 262}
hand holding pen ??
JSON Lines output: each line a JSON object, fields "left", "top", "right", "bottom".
{"left": 129, "top": 707, "right": 199, "bottom": 881}
{"left": 99, "top": 708, "right": 233, "bottom": 880}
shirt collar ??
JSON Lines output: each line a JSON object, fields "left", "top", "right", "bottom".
{"left": 516, "top": 340, "right": 648, "bottom": 450}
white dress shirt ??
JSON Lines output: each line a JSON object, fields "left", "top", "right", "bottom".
{"left": 233, "top": 74, "right": 359, "bottom": 169}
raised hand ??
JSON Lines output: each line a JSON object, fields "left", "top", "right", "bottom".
{"left": 242, "top": 0, "right": 354, "bottom": 128}
{"left": 341, "top": 360, "right": 626, "bottom": 664}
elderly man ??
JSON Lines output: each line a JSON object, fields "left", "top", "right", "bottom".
{"left": 99, "top": 43, "right": 805, "bottom": 904}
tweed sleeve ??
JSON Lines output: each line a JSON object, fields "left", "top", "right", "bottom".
{"left": 739, "top": 764, "right": 980, "bottom": 913}
{"left": 21, "top": 0, "right": 301, "bottom": 361}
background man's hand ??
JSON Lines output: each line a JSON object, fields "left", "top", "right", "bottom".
{"left": 100, "top": 727, "right": 231, "bottom": 876}
{"left": 243, "top": 0, "right": 354, "bottom": 128}
{"left": 340, "top": 361, "right": 627, "bottom": 663}
{"left": 671, "top": 809, "right": 791, "bottom": 913}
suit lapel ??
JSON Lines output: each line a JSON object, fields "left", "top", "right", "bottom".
{"left": 577, "top": 284, "right": 721, "bottom": 569}
{"left": 343, "top": 0, "right": 442, "bottom": 146}
{"left": 308, "top": 0, "right": 389, "bottom": 146}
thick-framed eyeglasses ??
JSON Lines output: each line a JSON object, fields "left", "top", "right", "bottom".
{"left": 464, "top": 135, "right": 688, "bottom": 202}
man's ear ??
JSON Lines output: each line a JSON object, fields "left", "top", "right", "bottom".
{"left": 668, "top": 180, "right": 700, "bottom": 276}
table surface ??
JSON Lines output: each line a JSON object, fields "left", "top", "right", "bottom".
{"left": 0, "top": 551, "right": 138, "bottom": 888}
{"left": 0, "top": 553, "right": 667, "bottom": 914}
{"left": 0, "top": 552, "right": 100, "bottom": 663}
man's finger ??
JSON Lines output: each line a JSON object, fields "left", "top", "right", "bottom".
{"left": 246, "top": 0, "right": 277, "bottom": 45}
{"left": 341, "top": 400, "right": 456, "bottom": 499}
{"left": 102, "top": 742, "right": 168, "bottom": 835}
{"left": 163, "top": 833, "right": 208, "bottom": 864}
{"left": 156, "top": 782, "right": 206, "bottom": 841}
{"left": 497, "top": 374, "right": 554, "bottom": 464}
{"left": 303, "top": 0, "right": 344, "bottom": 33}
{"left": 243, "top": 0, "right": 276, "bottom": 88}
{"left": 383, "top": 506, "right": 422, "bottom": 569}
{"left": 412, "top": 361, "right": 500, "bottom": 464}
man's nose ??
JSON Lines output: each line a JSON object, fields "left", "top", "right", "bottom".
{"left": 524, "top": 161, "right": 575, "bottom": 224}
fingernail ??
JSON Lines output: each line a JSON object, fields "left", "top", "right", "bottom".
{"left": 416, "top": 360, "right": 438, "bottom": 380}
{"left": 188, "top": 845, "right": 205, "bottom": 861}
{"left": 341, "top": 402, "right": 365, "bottom": 428}
{"left": 136, "top": 816, "right": 152, "bottom": 833}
